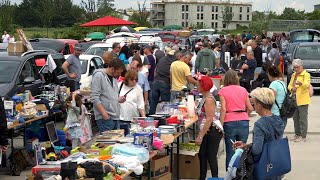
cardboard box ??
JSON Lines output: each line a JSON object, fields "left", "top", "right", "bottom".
{"left": 8, "top": 41, "right": 27, "bottom": 53}
{"left": 144, "top": 155, "right": 170, "bottom": 178}
{"left": 143, "top": 172, "right": 171, "bottom": 180}
{"left": 176, "top": 153, "right": 200, "bottom": 179}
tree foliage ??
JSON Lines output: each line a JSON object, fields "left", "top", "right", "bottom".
{"left": 221, "top": 1, "right": 234, "bottom": 30}
{"left": 0, "top": 0, "right": 15, "bottom": 33}
{"left": 128, "top": 0, "right": 150, "bottom": 27}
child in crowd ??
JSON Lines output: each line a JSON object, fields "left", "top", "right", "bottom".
{"left": 65, "top": 93, "right": 90, "bottom": 148}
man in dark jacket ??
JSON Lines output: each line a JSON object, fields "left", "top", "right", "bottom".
{"left": 149, "top": 49, "right": 177, "bottom": 115}
{"left": 0, "top": 98, "right": 9, "bottom": 153}
{"left": 252, "top": 40, "right": 263, "bottom": 73}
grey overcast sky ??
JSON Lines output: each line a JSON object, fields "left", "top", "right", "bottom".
{"left": 10, "top": 0, "right": 319, "bottom": 14}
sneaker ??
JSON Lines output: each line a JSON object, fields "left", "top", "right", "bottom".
{"left": 281, "top": 175, "right": 286, "bottom": 180}
{"left": 294, "top": 136, "right": 307, "bottom": 142}
{"left": 290, "top": 135, "right": 299, "bottom": 141}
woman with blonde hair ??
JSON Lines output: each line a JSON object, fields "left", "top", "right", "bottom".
{"left": 218, "top": 69, "right": 253, "bottom": 169}
{"left": 234, "top": 88, "right": 284, "bottom": 180}
{"left": 288, "top": 59, "right": 311, "bottom": 142}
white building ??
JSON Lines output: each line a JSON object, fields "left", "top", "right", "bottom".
{"left": 150, "top": 0, "right": 253, "bottom": 31}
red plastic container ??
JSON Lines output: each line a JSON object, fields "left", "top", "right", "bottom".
{"left": 166, "top": 116, "right": 179, "bottom": 124}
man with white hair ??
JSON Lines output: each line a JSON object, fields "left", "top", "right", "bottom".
{"left": 240, "top": 51, "right": 257, "bottom": 92}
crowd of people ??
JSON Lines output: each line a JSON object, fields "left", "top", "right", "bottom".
{"left": 0, "top": 29, "right": 312, "bottom": 179}
{"left": 1, "top": 31, "right": 15, "bottom": 43}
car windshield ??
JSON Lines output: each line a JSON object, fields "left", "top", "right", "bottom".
{"left": 0, "top": 61, "right": 20, "bottom": 83}
{"left": 85, "top": 47, "right": 109, "bottom": 57}
{"left": 80, "top": 60, "right": 88, "bottom": 74}
{"left": 295, "top": 45, "right": 320, "bottom": 60}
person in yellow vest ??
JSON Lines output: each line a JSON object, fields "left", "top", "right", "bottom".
{"left": 288, "top": 59, "right": 311, "bottom": 142}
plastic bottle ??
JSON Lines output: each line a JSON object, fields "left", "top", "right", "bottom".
{"left": 187, "top": 94, "right": 195, "bottom": 118}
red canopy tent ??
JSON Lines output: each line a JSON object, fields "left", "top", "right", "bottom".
{"left": 80, "top": 16, "right": 137, "bottom": 27}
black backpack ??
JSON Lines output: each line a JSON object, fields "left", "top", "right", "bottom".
{"left": 233, "top": 145, "right": 254, "bottom": 180}
{"left": 275, "top": 81, "right": 297, "bottom": 118}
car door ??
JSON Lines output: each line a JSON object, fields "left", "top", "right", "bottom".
{"left": 38, "top": 54, "right": 67, "bottom": 86}
{"left": 17, "top": 58, "right": 43, "bottom": 96}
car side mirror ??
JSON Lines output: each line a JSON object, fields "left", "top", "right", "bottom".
{"left": 23, "top": 77, "right": 35, "bottom": 85}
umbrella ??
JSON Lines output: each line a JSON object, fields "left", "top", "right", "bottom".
{"left": 86, "top": 32, "right": 106, "bottom": 40}
{"left": 113, "top": 26, "right": 136, "bottom": 33}
{"left": 163, "top": 25, "right": 183, "bottom": 30}
{"left": 80, "top": 16, "right": 137, "bottom": 27}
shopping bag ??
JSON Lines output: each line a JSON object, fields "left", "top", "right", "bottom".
{"left": 253, "top": 137, "right": 291, "bottom": 179}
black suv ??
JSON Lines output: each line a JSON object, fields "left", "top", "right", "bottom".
{"left": 0, "top": 51, "right": 67, "bottom": 99}
{"left": 287, "top": 42, "right": 320, "bottom": 89}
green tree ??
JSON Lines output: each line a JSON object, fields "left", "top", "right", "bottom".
{"left": 81, "top": 0, "right": 98, "bottom": 21}
{"left": 221, "top": 1, "right": 234, "bottom": 30}
{"left": 279, "top": 7, "right": 306, "bottom": 20}
{"left": 306, "top": 10, "right": 320, "bottom": 20}
{"left": 0, "top": 0, "right": 15, "bottom": 33}
{"left": 97, "top": 0, "right": 116, "bottom": 16}
{"left": 14, "top": 0, "right": 42, "bottom": 27}
{"left": 128, "top": 0, "right": 150, "bottom": 27}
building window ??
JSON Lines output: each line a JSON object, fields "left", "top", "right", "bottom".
{"left": 240, "top": 7, "right": 242, "bottom": 13}
{"left": 212, "top": 14, "right": 214, "bottom": 20}
{"left": 215, "top": 22, "right": 218, "bottom": 28}
{"left": 247, "top": 6, "right": 250, "bottom": 13}
{"left": 197, "top": 5, "right": 200, "bottom": 12}
{"left": 182, "top": 22, "right": 185, "bottom": 27}
{"left": 247, "top": 14, "right": 250, "bottom": 20}
{"left": 201, "top": 6, "right": 204, "bottom": 12}
{"left": 216, "top": 6, "right": 218, "bottom": 12}
{"left": 186, "top": 22, "right": 189, "bottom": 27}
{"left": 223, "top": 23, "right": 226, "bottom": 28}
{"left": 200, "top": 22, "right": 204, "bottom": 27}
{"left": 239, "top": 14, "right": 242, "bottom": 20}
{"left": 186, "top": 13, "right": 189, "bottom": 19}
{"left": 182, "top": 5, "right": 185, "bottom": 11}
{"left": 182, "top": 13, "right": 184, "bottom": 19}
{"left": 230, "top": 7, "right": 233, "bottom": 12}
{"left": 212, "top": 6, "right": 215, "bottom": 12}
{"left": 212, "top": 22, "right": 214, "bottom": 28}
{"left": 215, "top": 14, "right": 218, "bottom": 20}
{"left": 186, "top": 5, "right": 189, "bottom": 11}
{"left": 197, "top": 22, "right": 200, "bottom": 26}
{"left": 197, "top": 13, "right": 200, "bottom": 20}
{"left": 201, "top": 13, "right": 203, "bottom": 20}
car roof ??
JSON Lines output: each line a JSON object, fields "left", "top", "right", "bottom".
{"left": 0, "top": 51, "right": 56, "bottom": 62}
{"left": 89, "top": 43, "right": 113, "bottom": 48}
{"left": 65, "top": 54, "right": 102, "bottom": 60}
{"left": 298, "top": 42, "right": 320, "bottom": 46}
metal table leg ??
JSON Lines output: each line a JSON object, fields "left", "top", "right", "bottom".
{"left": 176, "top": 136, "right": 180, "bottom": 180}
{"left": 193, "top": 123, "right": 196, "bottom": 140}
{"left": 170, "top": 143, "right": 173, "bottom": 173}
{"left": 148, "top": 159, "right": 151, "bottom": 180}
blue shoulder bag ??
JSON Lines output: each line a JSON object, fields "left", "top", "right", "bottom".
{"left": 253, "top": 120, "right": 291, "bottom": 179}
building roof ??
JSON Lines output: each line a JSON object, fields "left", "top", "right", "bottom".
{"left": 151, "top": 0, "right": 252, "bottom": 6}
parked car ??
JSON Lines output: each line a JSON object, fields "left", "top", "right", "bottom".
{"left": 138, "top": 36, "right": 164, "bottom": 50}
{"left": 289, "top": 29, "right": 320, "bottom": 43}
{"left": 0, "top": 51, "right": 67, "bottom": 99}
{"left": 64, "top": 54, "right": 103, "bottom": 89}
{"left": 29, "top": 38, "right": 79, "bottom": 55}
{"left": 84, "top": 43, "right": 113, "bottom": 58}
{"left": 287, "top": 42, "right": 320, "bottom": 89}
{"left": 0, "top": 43, "right": 8, "bottom": 52}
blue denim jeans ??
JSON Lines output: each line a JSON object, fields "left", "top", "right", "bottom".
{"left": 224, "top": 120, "right": 249, "bottom": 169}
{"left": 149, "top": 80, "right": 171, "bottom": 115}
{"left": 96, "top": 118, "right": 119, "bottom": 134}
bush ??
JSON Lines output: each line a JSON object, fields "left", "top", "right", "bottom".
{"left": 31, "top": 33, "right": 44, "bottom": 39}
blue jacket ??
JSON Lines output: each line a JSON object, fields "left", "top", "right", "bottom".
{"left": 252, "top": 115, "right": 284, "bottom": 162}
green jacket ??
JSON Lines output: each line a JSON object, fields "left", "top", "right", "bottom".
{"left": 195, "top": 48, "right": 216, "bottom": 73}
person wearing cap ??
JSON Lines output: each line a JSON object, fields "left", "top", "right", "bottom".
{"left": 62, "top": 46, "right": 82, "bottom": 92}
{"left": 149, "top": 48, "right": 178, "bottom": 115}
{"left": 233, "top": 88, "right": 284, "bottom": 180}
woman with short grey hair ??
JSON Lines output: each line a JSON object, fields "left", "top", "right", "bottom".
{"left": 288, "top": 59, "right": 311, "bottom": 142}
